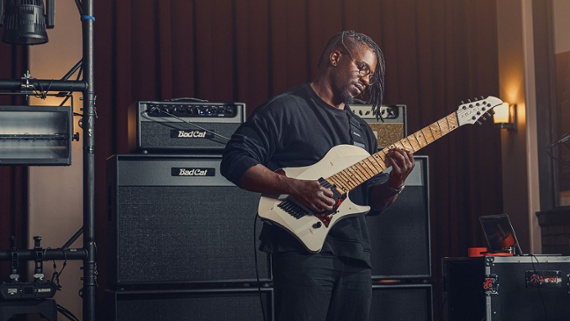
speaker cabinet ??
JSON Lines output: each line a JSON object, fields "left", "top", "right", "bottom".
{"left": 367, "top": 155, "right": 431, "bottom": 279}
{"left": 106, "top": 154, "right": 271, "bottom": 286}
{"left": 106, "top": 288, "right": 273, "bottom": 321}
{"left": 370, "top": 283, "right": 433, "bottom": 321}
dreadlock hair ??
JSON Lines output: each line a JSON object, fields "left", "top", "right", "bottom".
{"left": 317, "top": 30, "right": 386, "bottom": 119}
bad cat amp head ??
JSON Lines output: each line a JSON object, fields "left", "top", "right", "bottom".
{"left": 350, "top": 104, "right": 407, "bottom": 149}
{"left": 128, "top": 100, "right": 245, "bottom": 154}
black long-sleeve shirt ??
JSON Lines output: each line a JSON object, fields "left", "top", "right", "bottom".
{"left": 221, "top": 83, "right": 389, "bottom": 267}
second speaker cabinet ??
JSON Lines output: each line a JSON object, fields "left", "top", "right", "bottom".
{"left": 106, "top": 154, "right": 271, "bottom": 286}
{"left": 370, "top": 283, "right": 433, "bottom": 321}
{"left": 367, "top": 155, "right": 431, "bottom": 279}
{"left": 106, "top": 287, "right": 273, "bottom": 321}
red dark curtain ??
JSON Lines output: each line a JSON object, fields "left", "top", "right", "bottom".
{"left": 0, "top": 45, "right": 28, "bottom": 278}
{"left": 92, "top": 0, "right": 502, "bottom": 318}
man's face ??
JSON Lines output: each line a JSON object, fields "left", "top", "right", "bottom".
{"left": 333, "top": 45, "right": 377, "bottom": 103}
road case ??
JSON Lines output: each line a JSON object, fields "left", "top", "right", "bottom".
{"left": 443, "top": 255, "right": 570, "bottom": 321}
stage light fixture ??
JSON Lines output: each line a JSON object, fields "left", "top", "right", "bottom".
{"left": 0, "top": 0, "right": 55, "bottom": 45}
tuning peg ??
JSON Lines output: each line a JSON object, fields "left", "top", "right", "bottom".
{"left": 481, "top": 116, "right": 487, "bottom": 121}
{"left": 467, "top": 99, "right": 471, "bottom": 103}
{"left": 476, "top": 121, "right": 482, "bottom": 126}
{"left": 486, "top": 111, "right": 495, "bottom": 116}
{"left": 480, "top": 96, "right": 484, "bottom": 100}
{"left": 461, "top": 101, "right": 465, "bottom": 104}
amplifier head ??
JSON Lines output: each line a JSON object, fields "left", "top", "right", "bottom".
{"left": 128, "top": 101, "right": 245, "bottom": 154}
{"left": 350, "top": 104, "right": 407, "bottom": 150}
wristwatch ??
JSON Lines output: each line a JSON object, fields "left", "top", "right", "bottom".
{"left": 388, "top": 184, "right": 405, "bottom": 194}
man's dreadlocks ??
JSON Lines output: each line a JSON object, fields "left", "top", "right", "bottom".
{"left": 317, "top": 30, "right": 386, "bottom": 119}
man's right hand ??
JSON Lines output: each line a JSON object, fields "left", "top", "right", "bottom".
{"left": 239, "top": 164, "right": 335, "bottom": 213}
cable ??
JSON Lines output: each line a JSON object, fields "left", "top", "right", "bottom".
{"left": 166, "top": 97, "right": 209, "bottom": 102}
{"left": 57, "top": 303, "right": 80, "bottom": 321}
{"left": 546, "top": 133, "right": 570, "bottom": 167}
{"left": 140, "top": 109, "right": 231, "bottom": 143}
{"left": 31, "top": 78, "right": 54, "bottom": 99}
{"left": 49, "top": 248, "right": 68, "bottom": 290}
{"left": 74, "top": 0, "right": 83, "bottom": 15}
{"left": 253, "top": 213, "right": 268, "bottom": 321}
{"left": 529, "top": 254, "right": 550, "bottom": 321}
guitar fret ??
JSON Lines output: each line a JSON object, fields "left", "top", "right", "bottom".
{"left": 422, "top": 128, "right": 435, "bottom": 144}
{"left": 449, "top": 114, "right": 459, "bottom": 129}
{"left": 339, "top": 170, "right": 355, "bottom": 190}
{"left": 328, "top": 177, "right": 346, "bottom": 194}
{"left": 420, "top": 129, "right": 432, "bottom": 145}
{"left": 345, "top": 166, "right": 362, "bottom": 185}
{"left": 371, "top": 153, "right": 387, "bottom": 171}
{"left": 363, "top": 157, "right": 381, "bottom": 176}
{"left": 330, "top": 173, "right": 349, "bottom": 190}
{"left": 348, "top": 165, "right": 367, "bottom": 185}
{"left": 406, "top": 136, "right": 419, "bottom": 151}
{"left": 413, "top": 133, "right": 423, "bottom": 148}
{"left": 439, "top": 118, "right": 449, "bottom": 134}
{"left": 427, "top": 124, "right": 438, "bottom": 140}
{"left": 354, "top": 162, "right": 370, "bottom": 181}
{"left": 442, "top": 117, "right": 450, "bottom": 132}
{"left": 391, "top": 141, "right": 404, "bottom": 150}
{"left": 360, "top": 158, "right": 375, "bottom": 178}
{"left": 372, "top": 150, "right": 387, "bottom": 163}
{"left": 330, "top": 175, "right": 351, "bottom": 192}
{"left": 328, "top": 174, "right": 343, "bottom": 187}
{"left": 435, "top": 120, "right": 444, "bottom": 137}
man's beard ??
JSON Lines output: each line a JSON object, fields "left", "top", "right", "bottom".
{"left": 341, "top": 89, "right": 355, "bottom": 105}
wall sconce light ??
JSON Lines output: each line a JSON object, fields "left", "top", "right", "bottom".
{"left": 493, "top": 102, "right": 517, "bottom": 131}
{"left": 0, "top": 0, "right": 55, "bottom": 45}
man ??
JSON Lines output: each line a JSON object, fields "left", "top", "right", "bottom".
{"left": 221, "top": 30, "right": 415, "bottom": 321}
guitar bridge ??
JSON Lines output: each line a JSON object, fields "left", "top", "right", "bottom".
{"left": 278, "top": 199, "right": 310, "bottom": 219}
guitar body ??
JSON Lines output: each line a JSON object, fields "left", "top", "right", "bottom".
{"left": 258, "top": 144, "right": 372, "bottom": 253}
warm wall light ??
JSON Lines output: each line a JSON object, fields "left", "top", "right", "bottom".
{"left": 493, "top": 102, "right": 517, "bottom": 131}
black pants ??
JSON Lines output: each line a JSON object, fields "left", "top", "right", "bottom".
{"left": 272, "top": 251, "right": 372, "bottom": 321}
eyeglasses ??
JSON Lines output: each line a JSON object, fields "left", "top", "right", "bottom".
{"left": 352, "top": 59, "right": 377, "bottom": 85}
{"left": 339, "top": 49, "right": 377, "bottom": 85}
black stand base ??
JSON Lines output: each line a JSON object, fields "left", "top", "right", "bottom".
{"left": 0, "top": 299, "right": 57, "bottom": 321}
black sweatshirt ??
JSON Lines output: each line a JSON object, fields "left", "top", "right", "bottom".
{"left": 221, "top": 83, "right": 389, "bottom": 267}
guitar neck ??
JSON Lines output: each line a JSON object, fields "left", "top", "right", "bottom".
{"left": 327, "top": 112, "right": 460, "bottom": 193}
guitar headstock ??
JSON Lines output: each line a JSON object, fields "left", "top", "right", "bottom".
{"left": 456, "top": 96, "right": 503, "bottom": 126}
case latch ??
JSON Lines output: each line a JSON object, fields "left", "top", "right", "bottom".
{"left": 484, "top": 274, "right": 499, "bottom": 295}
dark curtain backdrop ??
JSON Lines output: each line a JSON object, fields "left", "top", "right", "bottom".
{"left": 0, "top": 0, "right": 502, "bottom": 319}
{"left": 0, "top": 45, "right": 28, "bottom": 279}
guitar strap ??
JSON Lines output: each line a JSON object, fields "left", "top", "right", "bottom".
{"left": 348, "top": 113, "right": 367, "bottom": 149}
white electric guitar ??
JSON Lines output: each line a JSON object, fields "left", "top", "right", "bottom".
{"left": 257, "top": 96, "right": 504, "bottom": 253}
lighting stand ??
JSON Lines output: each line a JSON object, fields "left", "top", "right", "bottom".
{"left": 0, "top": 1, "right": 97, "bottom": 321}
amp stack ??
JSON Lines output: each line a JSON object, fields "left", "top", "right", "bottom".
{"left": 106, "top": 101, "right": 274, "bottom": 320}
{"left": 106, "top": 101, "right": 432, "bottom": 321}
